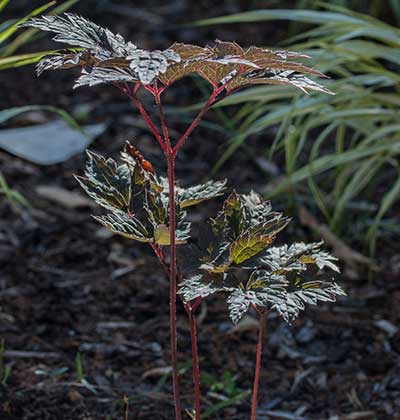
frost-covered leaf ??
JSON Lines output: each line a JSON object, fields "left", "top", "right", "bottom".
{"left": 242, "top": 190, "right": 271, "bottom": 217}
{"left": 128, "top": 48, "right": 180, "bottom": 85}
{"left": 177, "top": 208, "right": 191, "bottom": 242}
{"left": 309, "top": 249, "right": 340, "bottom": 272}
{"left": 178, "top": 179, "right": 227, "bottom": 208}
{"left": 94, "top": 210, "right": 152, "bottom": 243}
{"left": 272, "top": 271, "right": 345, "bottom": 322}
{"left": 74, "top": 66, "right": 138, "bottom": 88}
{"left": 227, "top": 289, "right": 252, "bottom": 324}
{"left": 226, "top": 271, "right": 288, "bottom": 323}
{"left": 241, "top": 46, "right": 325, "bottom": 77}
{"left": 260, "top": 242, "right": 339, "bottom": 273}
{"left": 228, "top": 70, "right": 333, "bottom": 94}
{"left": 22, "top": 13, "right": 136, "bottom": 58}
{"left": 24, "top": 18, "right": 331, "bottom": 92}
{"left": 36, "top": 50, "right": 90, "bottom": 75}
{"left": 178, "top": 272, "right": 236, "bottom": 302}
{"left": 76, "top": 151, "right": 131, "bottom": 212}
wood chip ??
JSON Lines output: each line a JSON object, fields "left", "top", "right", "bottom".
{"left": 4, "top": 350, "right": 61, "bottom": 359}
{"left": 299, "top": 206, "right": 377, "bottom": 271}
{"left": 373, "top": 319, "right": 398, "bottom": 337}
{"left": 36, "top": 185, "right": 92, "bottom": 209}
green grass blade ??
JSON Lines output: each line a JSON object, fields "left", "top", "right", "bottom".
{"left": 330, "top": 156, "right": 385, "bottom": 231}
{"left": 3, "top": 0, "right": 79, "bottom": 56}
{"left": 367, "top": 175, "right": 400, "bottom": 255}
{"left": 0, "top": 50, "right": 56, "bottom": 70}
{"left": 193, "top": 9, "right": 362, "bottom": 27}
{"left": 0, "top": 0, "right": 10, "bottom": 13}
{"left": 0, "top": 172, "right": 30, "bottom": 210}
{"left": 0, "top": 105, "right": 80, "bottom": 130}
{"left": 268, "top": 140, "right": 400, "bottom": 198}
{"left": 0, "top": 1, "right": 56, "bottom": 45}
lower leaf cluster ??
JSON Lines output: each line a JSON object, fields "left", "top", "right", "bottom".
{"left": 77, "top": 145, "right": 226, "bottom": 245}
{"left": 178, "top": 192, "right": 345, "bottom": 323}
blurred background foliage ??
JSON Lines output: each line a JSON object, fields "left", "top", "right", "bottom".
{"left": 1, "top": 0, "right": 399, "bottom": 258}
{"left": 194, "top": 2, "right": 400, "bottom": 257}
{"left": 0, "top": 0, "right": 79, "bottom": 211}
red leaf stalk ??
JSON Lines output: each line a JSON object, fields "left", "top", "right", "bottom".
{"left": 185, "top": 301, "right": 201, "bottom": 420}
{"left": 251, "top": 309, "right": 266, "bottom": 420}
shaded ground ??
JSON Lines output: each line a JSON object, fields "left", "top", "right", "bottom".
{"left": 1, "top": 1, "right": 400, "bottom": 419}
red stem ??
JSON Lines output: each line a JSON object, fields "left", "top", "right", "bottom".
{"left": 118, "top": 84, "right": 167, "bottom": 154}
{"left": 251, "top": 309, "right": 266, "bottom": 420}
{"left": 154, "top": 88, "right": 182, "bottom": 420}
{"left": 186, "top": 304, "right": 201, "bottom": 420}
{"left": 155, "top": 87, "right": 171, "bottom": 150}
{"left": 167, "top": 150, "right": 182, "bottom": 420}
{"left": 173, "top": 86, "right": 225, "bottom": 156}
{"left": 151, "top": 244, "right": 169, "bottom": 277}
{"left": 132, "top": 93, "right": 167, "bottom": 154}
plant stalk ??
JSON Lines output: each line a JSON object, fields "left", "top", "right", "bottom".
{"left": 167, "top": 150, "right": 182, "bottom": 420}
{"left": 185, "top": 303, "right": 201, "bottom": 420}
{"left": 173, "top": 87, "right": 221, "bottom": 155}
{"left": 251, "top": 309, "right": 266, "bottom": 420}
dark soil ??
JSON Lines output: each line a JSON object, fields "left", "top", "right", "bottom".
{"left": 1, "top": 1, "right": 400, "bottom": 419}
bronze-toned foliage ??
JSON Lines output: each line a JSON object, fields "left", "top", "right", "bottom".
{"left": 22, "top": 13, "right": 332, "bottom": 94}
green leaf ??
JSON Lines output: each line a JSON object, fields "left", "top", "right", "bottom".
{"left": 230, "top": 230, "right": 273, "bottom": 264}
{"left": 154, "top": 223, "right": 188, "bottom": 245}
{"left": 215, "top": 191, "right": 243, "bottom": 240}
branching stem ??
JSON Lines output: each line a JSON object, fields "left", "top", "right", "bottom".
{"left": 126, "top": 82, "right": 227, "bottom": 420}
{"left": 173, "top": 85, "right": 226, "bottom": 155}
{"left": 118, "top": 83, "right": 167, "bottom": 154}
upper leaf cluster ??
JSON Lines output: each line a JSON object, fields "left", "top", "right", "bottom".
{"left": 77, "top": 143, "right": 226, "bottom": 245}
{"left": 178, "top": 192, "right": 345, "bottom": 323}
{"left": 22, "top": 14, "right": 332, "bottom": 93}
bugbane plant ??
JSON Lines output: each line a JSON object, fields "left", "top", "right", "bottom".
{"left": 22, "top": 13, "right": 344, "bottom": 420}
